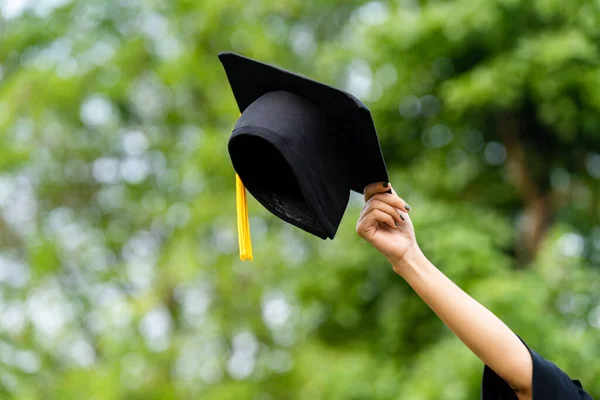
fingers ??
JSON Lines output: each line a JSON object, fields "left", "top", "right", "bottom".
{"left": 363, "top": 182, "right": 391, "bottom": 202}
{"left": 359, "top": 198, "right": 403, "bottom": 225}
{"left": 390, "top": 187, "right": 411, "bottom": 211}
{"left": 367, "top": 193, "right": 411, "bottom": 215}
{"left": 358, "top": 208, "right": 397, "bottom": 231}
{"left": 363, "top": 182, "right": 411, "bottom": 213}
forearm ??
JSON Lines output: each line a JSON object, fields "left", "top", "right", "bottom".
{"left": 394, "top": 247, "right": 532, "bottom": 394}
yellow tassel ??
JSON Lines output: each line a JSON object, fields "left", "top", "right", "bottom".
{"left": 236, "top": 173, "right": 253, "bottom": 260}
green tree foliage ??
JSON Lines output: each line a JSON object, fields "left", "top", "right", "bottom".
{"left": 0, "top": 0, "right": 598, "bottom": 398}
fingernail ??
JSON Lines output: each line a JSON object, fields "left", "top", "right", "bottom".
{"left": 404, "top": 204, "right": 411, "bottom": 211}
{"left": 395, "top": 221, "right": 399, "bottom": 227}
{"left": 399, "top": 213, "right": 405, "bottom": 221}
{"left": 383, "top": 182, "right": 389, "bottom": 188}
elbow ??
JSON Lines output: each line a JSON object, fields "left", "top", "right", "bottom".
{"left": 512, "top": 382, "right": 532, "bottom": 398}
{"left": 510, "top": 353, "right": 534, "bottom": 397}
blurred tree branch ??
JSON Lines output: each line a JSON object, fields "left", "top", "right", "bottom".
{"left": 498, "top": 112, "right": 552, "bottom": 266}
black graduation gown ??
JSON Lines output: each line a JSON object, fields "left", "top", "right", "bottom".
{"left": 481, "top": 338, "right": 593, "bottom": 399}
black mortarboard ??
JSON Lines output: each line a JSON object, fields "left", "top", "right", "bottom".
{"left": 218, "top": 51, "right": 389, "bottom": 260}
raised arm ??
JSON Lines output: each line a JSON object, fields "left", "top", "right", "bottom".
{"left": 356, "top": 182, "right": 533, "bottom": 400}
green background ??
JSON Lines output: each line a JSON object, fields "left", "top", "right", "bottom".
{"left": 1, "top": 0, "right": 599, "bottom": 398}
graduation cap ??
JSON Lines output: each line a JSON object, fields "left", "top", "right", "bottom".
{"left": 219, "top": 52, "right": 389, "bottom": 260}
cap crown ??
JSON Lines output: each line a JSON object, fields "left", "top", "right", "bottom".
{"left": 220, "top": 52, "right": 389, "bottom": 239}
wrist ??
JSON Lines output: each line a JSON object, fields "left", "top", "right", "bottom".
{"left": 390, "top": 244, "right": 428, "bottom": 277}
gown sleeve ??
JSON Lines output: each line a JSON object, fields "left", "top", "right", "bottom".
{"left": 480, "top": 336, "right": 593, "bottom": 399}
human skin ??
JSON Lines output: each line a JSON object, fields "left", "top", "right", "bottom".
{"left": 356, "top": 182, "right": 533, "bottom": 400}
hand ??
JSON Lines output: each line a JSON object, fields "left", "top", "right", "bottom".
{"left": 355, "top": 182, "right": 420, "bottom": 272}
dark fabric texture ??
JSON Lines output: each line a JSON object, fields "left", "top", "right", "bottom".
{"left": 481, "top": 337, "right": 592, "bottom": 399}
{"left": 229, "top": 91, "right": 350, "bottom": 239}
{"left": 220, "top": 52, "right": 390, "bottom": 239}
